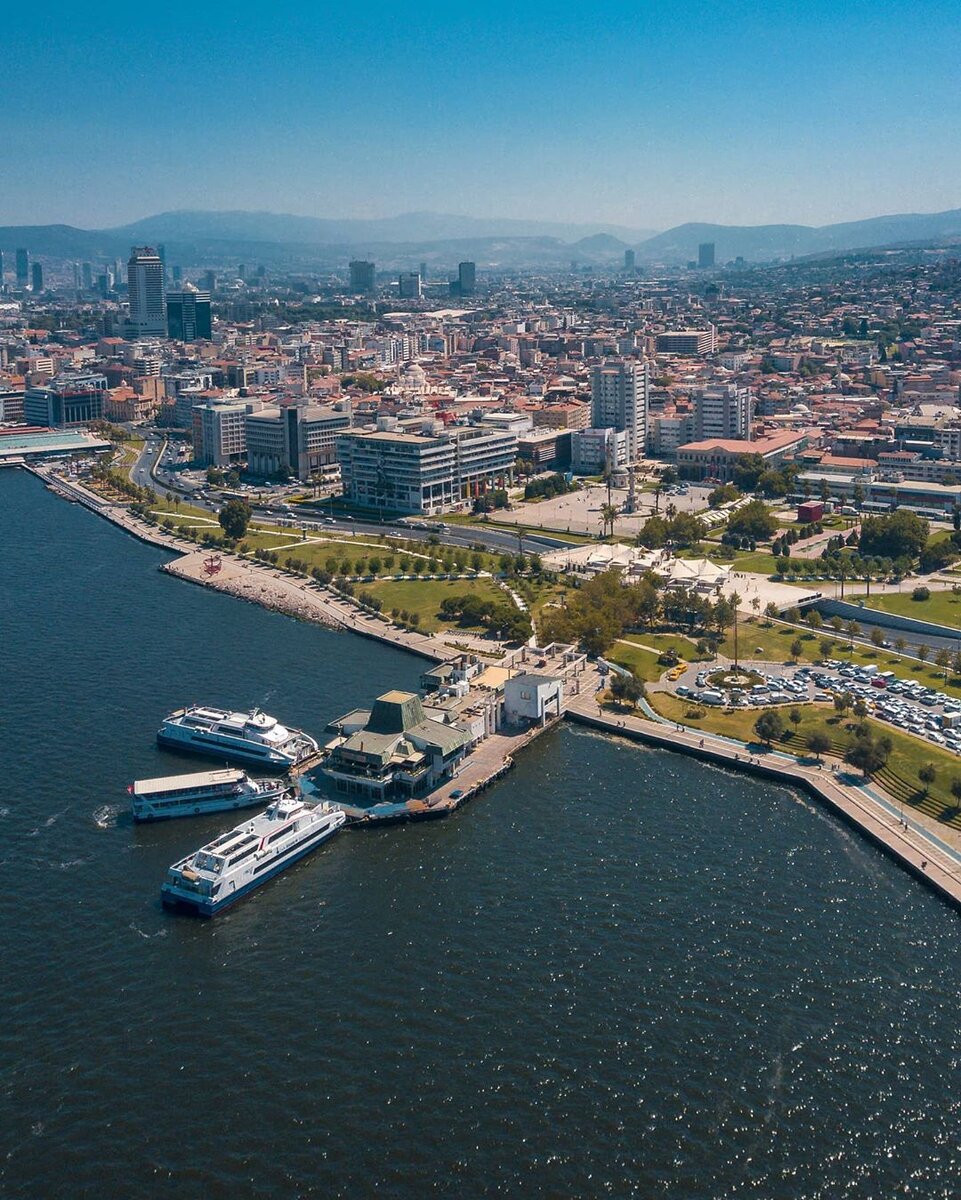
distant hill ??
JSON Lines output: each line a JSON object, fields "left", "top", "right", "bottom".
{"left": 636, "top": 208, "right": 961, "bottom": 263}
{"left": 4, "top": 205, "right": 961, "bottom": 270}
{"left": 109, "top": 209, "right": 657, "bottom": 248}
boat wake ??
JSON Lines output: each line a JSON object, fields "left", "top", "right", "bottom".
{"left": 92, "top": 804, "right": 120, "bottom": 828}
{"left": 129, "top": 923, "right": 168, "bottom": 940}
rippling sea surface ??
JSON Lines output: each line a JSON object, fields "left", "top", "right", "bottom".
{"left": 3, "top": 469, "right": 961, "bottom": 1199}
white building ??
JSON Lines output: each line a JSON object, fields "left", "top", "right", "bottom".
{"left": 590, "top": 359, "right": 649, "bottom": 462}
{"left": 693, "top": 385, "right": 752, "bottom": 441}
{"left": 192, "top": 399, "right": 262, "bottom": 467}
{"left": 503, "top": 674, "right": 564, "bottom": 726}
{"left": 337, "top": 423, "right": 516, "bottom": 515}
{"left": 656, "top": 326, "right": 717, "bottom": 356}
{"left": 126, "top": 247, "right": 166, "bottom": 337}
{"left": 571, "top": 426, "right": 629, "bottom": 474}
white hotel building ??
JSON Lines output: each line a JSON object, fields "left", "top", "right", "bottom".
{"left": 337, "top": 422, "right": 517, "bottom": 515}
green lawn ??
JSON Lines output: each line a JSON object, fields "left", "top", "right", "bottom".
{"left": 608, "top": 641, "right": 665, "bottom": 682}
{"left": 620, "top": 631, "right": 711, "bottom": 661}
{"left": 363, "top": 577, "right": 505, "bottom": 633}
{"left": 648, "top": 694, "right": 961, "bottom": 826}
{"left": 851, "top": 587, "right": 961, "bottom": 630}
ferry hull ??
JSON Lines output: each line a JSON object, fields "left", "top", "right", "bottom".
{"left": 161, "top": 822, "right": 342, "bottom": 917}
{"left": 133, "top": 788, "right": 284, "bottom": 822}
{"left": 157, "top": 728, "right": 298, "bottom": 771}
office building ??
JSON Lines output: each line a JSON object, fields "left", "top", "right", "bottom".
{"left": 204, "top": 270, "right": 217, "bottom": 294}
{"left": 349, "top": 260, "right": 376, "bottom": 294}
{"left": 166, "top": 286, "right": 212, "bottom": 341}
{"left": 693, "top": 385, "right": 752, "bottom": 441}
{"left": 590, "top": 359, "right": 649, "bottom": 462}
{"left": 655, "top": 326, "right": 717, "bottom": 356}
{"left": 337, "top": 422, "right": 516, "bottom": 515}
{"left": 192, "top": 400, "right": 257, "bottom": 467}
{"left": 458, "top": 261, "right": 476, "bottom": 296}
{"left": 419, "top": 261, "right": 428, "bottom": 281}
{"left": 398, "top": 272, "right": 422, "bottom": 299}
{"left": 698, "top": 242, "right": 715, "bottom": 268}
{"left": 82, "top": 262, "right": 93, "bottom": 290}
{"left": 31, "top": 262, "right": 44, "bottom": 293}
{"left": 245, "top": 402, "right": 352, "bottom": 480}
{"left": 571, "top": 427, "right": 630, "bottom": 474}
{"left": 16, "top": 249, "right": 29, "bottom": 288}
{"left": 126, "top": 247, "right": 166, "bottom": 336}
{"left": 624, "top": 249, "right": 636, "bottom": 272}
{"left": 0, "top": 250, "right": 4, "bottom": 285}
{"left": 24, "top": 374, "right": 108, "bottom": 426}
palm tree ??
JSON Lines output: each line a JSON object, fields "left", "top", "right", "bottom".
{"left": 730, "top": 590, "right": 742, "bottom": 667}
{"left": 600, "top": 503, "right": 619, "bottom": 539}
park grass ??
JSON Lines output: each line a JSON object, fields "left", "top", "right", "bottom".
{"left": 620, "top": 631, "right": 712, "bottom": 662}
{"left": 850, "top": 587, "right": 961, "bottom": 630}
{"left": 648, "top": 693, "right": 961, "bottom": 822}
{"left": 608, "top": 641, "right": 666, "bottom": 683}
{"left": 363, "top": 577, "right": 504, "bottom": 633}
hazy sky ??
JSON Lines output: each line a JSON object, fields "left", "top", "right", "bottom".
{"left": 5, "top": 0, "right": 961, "bottom": 231}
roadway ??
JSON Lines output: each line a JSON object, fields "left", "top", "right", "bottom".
{"left": 127, "top": 432, "right": 571, "bottom": 556}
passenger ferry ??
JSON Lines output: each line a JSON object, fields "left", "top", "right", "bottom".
{"left": 129, "top": 768, "right": 289, "bottom": 822}
{"left": 161, "top": 794, "right": 346, "bottom": 916}
{"left": 157, "top": 706, "right": 319, "bottom": 769}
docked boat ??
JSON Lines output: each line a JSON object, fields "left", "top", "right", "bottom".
{"left": 129, "top": 768, "right": 289, "bottom": 822}
{"left": 161, "top": 794, "right": 346, "bottom": 916}
{"left": 157, "top": 705, "right": 319, "bottom": 769}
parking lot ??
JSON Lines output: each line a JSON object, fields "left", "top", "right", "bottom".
{"left": 673, "top": 660, "right": 961, "bottom": 756}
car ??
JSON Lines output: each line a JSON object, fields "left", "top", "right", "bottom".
{"left": 450, "top": 789, "right": 464, "bottom": 799}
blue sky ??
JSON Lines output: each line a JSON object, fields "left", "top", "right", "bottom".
{"left": 4, "top": 0, "right": 961, "bottom": 230}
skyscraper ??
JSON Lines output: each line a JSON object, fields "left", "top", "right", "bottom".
{"left": 204, "top": 270, "right": 217, "bottom": 294}
{"left": 398, "top": 272, "right": 422, "bottom": 299}
{"left": 698, "top": 242, "right": 715, "bottom": 269}
{"left": 166, "top": 286, "right": 212, "bottom": 341}
{"left": 126, "top": 246, "right": 166, "bottom": 336}
{"left": 624, "top": 249, "right": 636, "bottom": 272}
{"left": 82, "top": 262, "right": 93, "bottom": 290}
{"left": 0, "top": 250, "right": 4, "bottom": 285}
{"left": 590, "top": 360, "right": 649, "bottom": 463}
{"left": 31, "top": 262, "right": 44, "bottom": 293}
{"left": 16, "top": 249, "right": 29, "bottom": 288}
{"left": 349, "top": 260, "right": 376, "bottom": 294}
{"left": 458, "top": 261, "right": 476, "bottom": 296}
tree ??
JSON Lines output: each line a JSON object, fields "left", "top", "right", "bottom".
{"left": 858, "top": 511, "right": 928, "bottom": 561}
{"left": 853, "top": 698, "right": 869, "bottom": 724}
{"left": 218, "top": 498, "right": 251, "bottom": 540}
{"left": 806, "top": 610, "right": 823, "bottom": 630}
{"left": 727, "top": 499, "right": 778, "bottom": 541}
{"left": 807, "top": 730, "right": 832, "bottom": 761}
{"left": 819, "top": 637, "right": 834, "bottom": 659}
{"left": 852, "top": 480, "right": 865, "bottom": 511}
{"left": 935, "top": 648, "right": 951, "bottom": 679}
{"left": 918, "top": 763, "right": 937, "bottom": 796}
{"left": 765, "top": 602, "right": 779, "bottom": 621}
{"left": 834, "top": 691, "right": 852, "bottom": 717}
{"left": 831, "top": 616, "right": 844, "bottom": 634}
{"left": 600, "top": 503, "right": 619, "bottom": 538}
{"left": 790, "top": 638, "right": 804, "bottom": 661}
{"left": 844, "top": 734, "right": 890, "bottom": 777}
{"left": 917, "top": 643, "right": 930, "bottom": 663}
{"left": 951, "top": 777, "right": 961, "bottom": 812}
{"left": 895, "top": 636, "right": 907, "bottom": 655}
{"left": 754, "top": 710, "right": 786, "bottom": 746}
{"left": 788, "top": 707, "right": 803, "bottom": 733}
{"left": 610, "top": 671, "right": 645, "bottom": 709}
{"left": 845, "top": 619, "right": 860, "bottom": 646}
{"left": 870, "top": 627, "right": 884, "bottom": 648}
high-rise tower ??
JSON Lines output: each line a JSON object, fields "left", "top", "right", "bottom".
{"left": 126, "top": 246, "right": 166, "bottom": 336}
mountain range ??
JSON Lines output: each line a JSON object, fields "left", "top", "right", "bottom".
{"left": 1, "top": 206, "right": 961, "bottom": 269}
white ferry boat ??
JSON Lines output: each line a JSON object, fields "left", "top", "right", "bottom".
{"left": 161, "top": 795, "right": 346, "bottom": 916}
{"left": 129, "top": 768, "right": 289, "bottom": 822}
{"left": 157, "top": 706, "right": 319, "bottom": 769}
